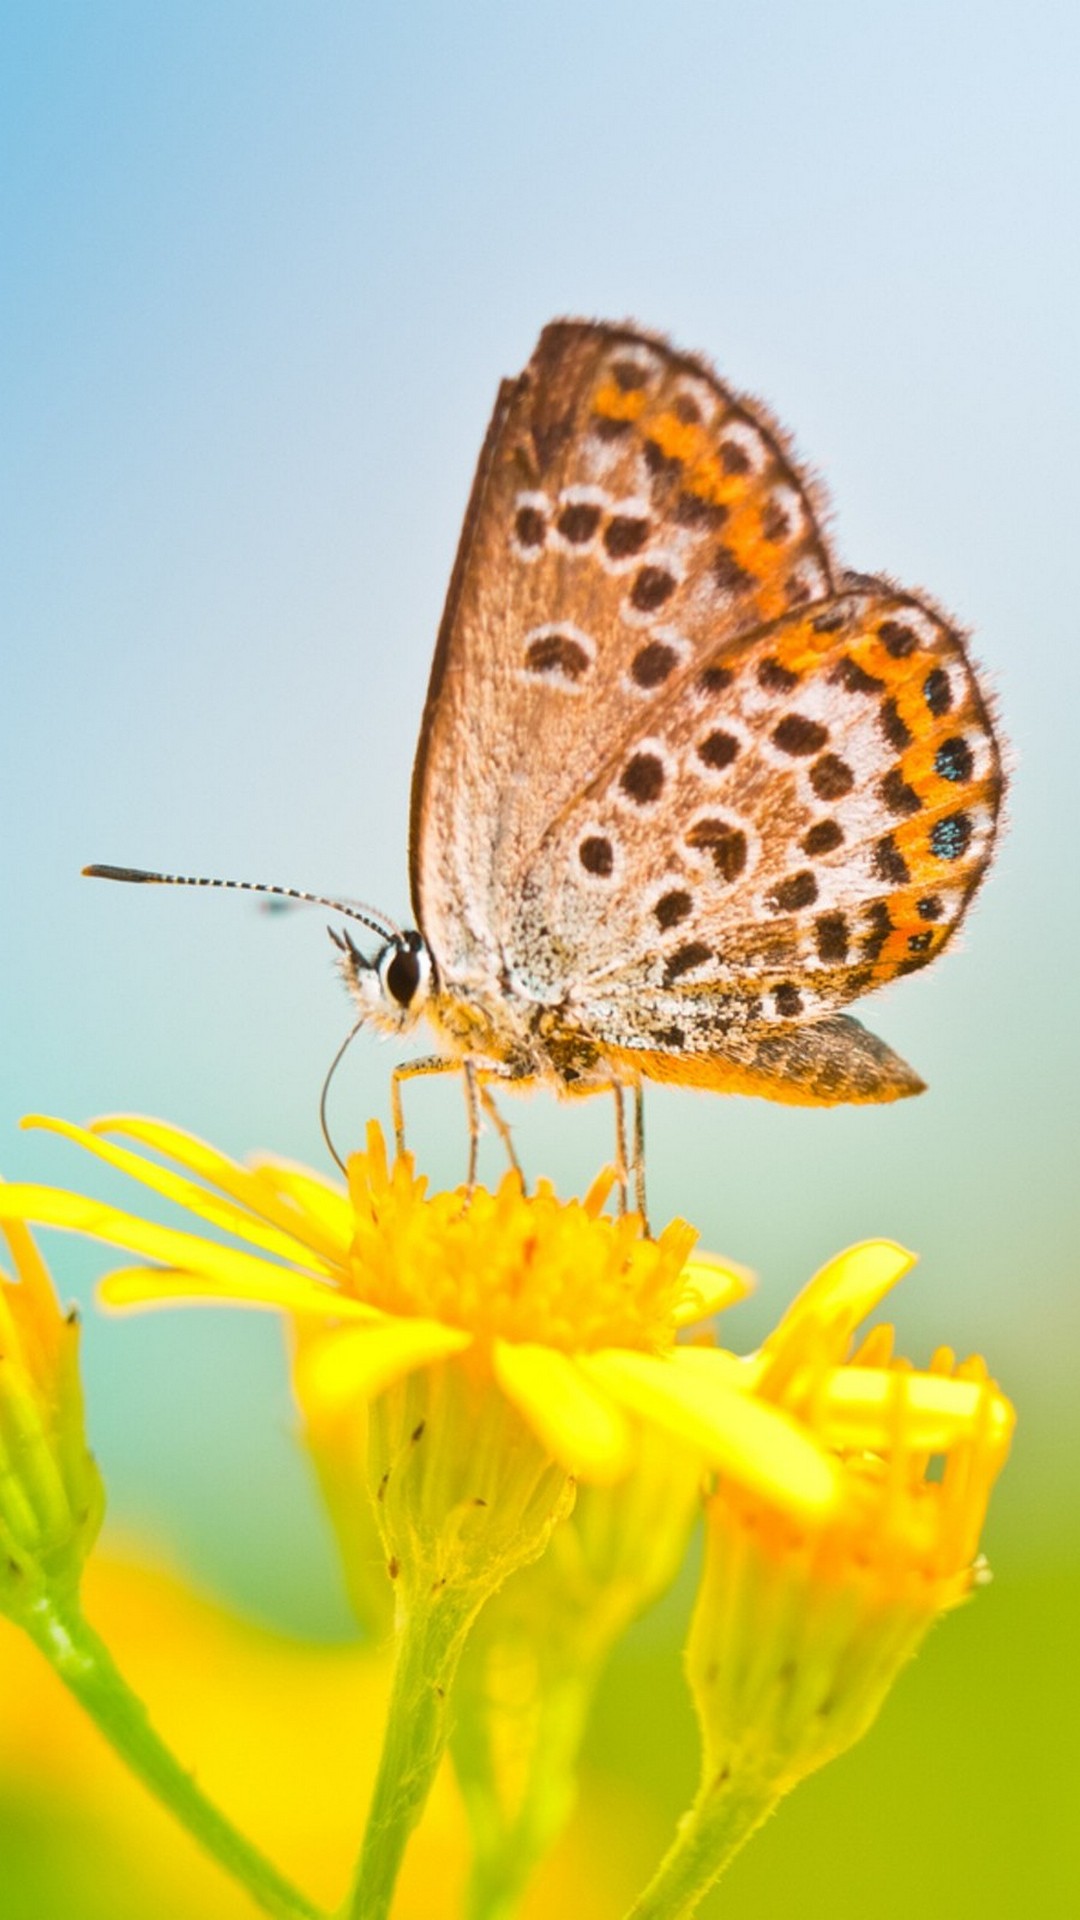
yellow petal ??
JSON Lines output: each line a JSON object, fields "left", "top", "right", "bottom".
{"left": 0, "top": 1185, "right": 342, "bottom": 1303}
{"left": 582, "top": 1348, "right": 839, "bottom": 1518}
{"left": 673, "top": 1252, "right": 755, "bottom": 1326}
{"left": 90, "top": 1114, "right": 353, "bottom": 1248}
{"left": 820, "top": 1366, "right": 1017, "bottom": 1452}
{"left": 295, "top": 1319, "right": 472, "bottom": 1408}
{"left": 0, "top": 1220, "right": 70, "bottom": 1365}
{"left": 98, "top": 1265, "right": 380, "bottom": 1321}
{"left": 660, "top": 1344, "right": 754, "bottom": 1390}
{"left": 246, "top": 1159, "right": 354, "bottom": 1240}
{"left": 764, "top": 1240, "right": 916, "bottom": 1352}
{"left": 23, "top": 1116, "right": 344, "bottom": 1270}
{"left": 493, "top": 1341, "right": 633, "bottom": 1482}
{"left": 0, "top": 1215, "right": 66, "bottom": 1377}
{"left": 0, "top": 1215, "right": 54, "bottom": 1301}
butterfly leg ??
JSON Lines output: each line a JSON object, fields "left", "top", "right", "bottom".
{"left": 610, "top": 1082, "right": 630, "bottom": 1213}
{"left": 477, "top": 1078, "right": 524, "bottom": 1185}
{"left": 390, "top": 1055, "right": 462, "bottom": 1158}
{"left": 611, "top": 1080, "right": 649, "bottom": 1228}
{"left": 631, "top": 1082, "right": 648, "bottom": 1228}
{"left": 462, "top": 1059, "right": 483, "bottom": 1187}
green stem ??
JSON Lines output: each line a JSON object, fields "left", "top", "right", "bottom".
{"left": 465, "top": 1877, "right": 525, "bottom": 1920}
{"left": 459, "top": 1666, "right": 593, "bottom": 1920}
{"left": 21, "top": 1587, "right": 325, "bottom": 1920}
{"left": 346, "top": 1586, "right": 480, "bottom": 1920}
{"left": 622, "top": 1772, "right": 777, "bottom": 1920}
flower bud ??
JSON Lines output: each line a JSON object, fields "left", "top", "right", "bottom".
{"left": 0, "top": 1218, "right": 104, "bottom": 1618}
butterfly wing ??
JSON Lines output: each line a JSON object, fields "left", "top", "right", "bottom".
{"left": 514, "top": 581, "right": 1001, "bottom": 1009}
{"left": 410, "top": 320, "right": 834, "bottom": 986}
{"left": 410, "top": 320, "right": 1002, "bottom": 1102}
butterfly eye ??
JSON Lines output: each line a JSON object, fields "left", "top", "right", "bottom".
{"left": 379, "top": 937, "right": 430, "bottom": 1009}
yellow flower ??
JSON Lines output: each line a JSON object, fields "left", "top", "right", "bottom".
{"left": 0, "top": 1112, "right": 863, "bottom": 1920}
{"left": 0, "top": 1119, "right": 1017, "bottom": 1920}
{"left": 0, "top": 1114, "right": 842, "bottom": 1524}
{"left": 0, "top": 1213, "right": 104, "bottom": 1614}
{"left": 620, "top": 1243, "right": 1015, "bottom": 1919}
{"left": 744, "top": 1236, "right": 1014, "bottom": 1628}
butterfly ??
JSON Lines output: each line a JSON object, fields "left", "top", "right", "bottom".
{"left": 89, "top": 321, "right": 1003, "bottom": 1212}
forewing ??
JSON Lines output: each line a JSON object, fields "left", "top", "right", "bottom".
{"left": 410, "top": 320, "right": 834, "bottom": 980}
{"left": 509, "top": 583, "right": 1002, "bottom": 1035}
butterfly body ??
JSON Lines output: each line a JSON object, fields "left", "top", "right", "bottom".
{"left": 336, "top": 320, "right": 1002, "bottom": 1137}
{"left": 340, "top": 914, "right": 929, "bottom": 1110}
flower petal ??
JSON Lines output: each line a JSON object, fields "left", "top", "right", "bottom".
{"left": 659, "top": 1344, "right": 754, "bottom": 1390}
{"left": 0, "top": 1185, "right": 355, "bottom": 1308}
{"left": 763, "top": 1240, "right": 916, "bottom": 1353}
{"left": 97, "top": 1265, "right": 380, "bottom": 1321}
{"left": 582, "top": 1348, "right": 839, "bottom": 1517}
{"left": 295, "top": 1318, "right": 472, "bottom": 1407}
{"left": 819, "top": 1366, "right": 1016, "bottom": 1452}
{"left": 246, "top": 1160, "right": 354, "bottom": 1240}
{"left": 493, "top": 1341, "right": 633, "bottom": 1482}
{"left": 23, "top": 1116, "right": 346, "bottom": 1270}
{"left": 673, "top": 1253, "right": 755, "bottom": 1327}
{"left": 91, "top": 1114, "right": 353, "bottom": 1247}
{"left": 1, "top": 1216, "right": 67, "bottom": 1369}
{"left": 0, "top": 1216, "right": 56, "bottom": 1307}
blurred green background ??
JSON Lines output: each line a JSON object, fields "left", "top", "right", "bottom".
{"left": 3, "top": 3, "right": 1078, "bottom": 1913}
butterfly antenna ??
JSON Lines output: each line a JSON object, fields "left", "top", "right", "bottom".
{"left": 83, "top": 865, "right": 402, "bottom": 946}
{"left": 319, "top": 1016, "right": 366, "bottom": 1175}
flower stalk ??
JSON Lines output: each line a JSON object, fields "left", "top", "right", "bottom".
{"left": 348, "top": 1579, "right": 477, "bottom": 1920}
{"left": 452, "top": 1434, "right": 702, "bottom": 1920}
{"left": 0, "top": 1211, "right": 324, "bottom": 1920}
{"left": 346, "top": 1355, "right": 576, "bottom": 1919}
{"left": 20, "top": 1586, "right": 326, "bottom": 1920}
{"left": 623, "top": 1775, "right": 776, "bottom": 1920}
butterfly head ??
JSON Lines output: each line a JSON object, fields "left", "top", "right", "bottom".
{"left": 331, "top": 924, "right": 433, "bottom": 1036}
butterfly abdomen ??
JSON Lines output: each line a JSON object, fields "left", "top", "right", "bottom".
{"left": 604, "top": 1018, "right": 925, "bottom": 1106}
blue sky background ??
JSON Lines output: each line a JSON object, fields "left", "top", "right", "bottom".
{"left": 3, "top": 1, "right": 1078, "bottom": 1650}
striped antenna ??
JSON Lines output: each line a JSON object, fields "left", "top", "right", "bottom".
{"left": 82, "top": 864, "right": 402, "bottom": 946}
